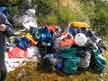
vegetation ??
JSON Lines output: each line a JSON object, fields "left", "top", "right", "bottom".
{"left": 1, "top": 0, "right": 108, "bottom": 38}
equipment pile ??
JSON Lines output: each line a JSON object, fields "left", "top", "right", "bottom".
{"left": 7, "top": 21, "right": 106, "bottom": 74}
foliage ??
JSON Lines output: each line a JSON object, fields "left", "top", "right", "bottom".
{"left": 47, "top": 15, "right": 58, "bottom": 25}
{"left": 1, "top": 0, "right": 108, "bottom": 37}
{"left": 79, "top": 0, "right": 108, "bottom": 38}
{"left": 32, "top": 0, "right": 56, "bottom": 16}
{"left": 56, "top": 7, "right": 74, "bottom": 24}
{"left": 92, "top": 0, "right": 108, "bottom": 37}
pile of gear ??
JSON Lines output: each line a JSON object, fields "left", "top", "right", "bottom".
{"left": 8, "top": 21, "right": 106, "bottom": 74}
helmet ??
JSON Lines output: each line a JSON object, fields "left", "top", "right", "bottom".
{"left": 59, "top": 32, "right": 75, "bottom": 48}
{"left": 70, "top": 21, "right": 90, "bottom": 28}
{"left": 75, "top": 33, "right": 88, "bottom": 46}
{"left": 48, "top": 25, "right": 56, "bottom": 32}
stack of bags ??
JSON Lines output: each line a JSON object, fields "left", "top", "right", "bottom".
{"left": 53, "top": 22, "right": 106, "bottom": 74}
{"left": 7, "top": 21, "right": 106, "bottom": 74}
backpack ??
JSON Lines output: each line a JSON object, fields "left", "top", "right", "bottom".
{"left": 59, "top": 48, "right": 80, "bottom": 74}
{"left": 31, "top": 27, "right": 53, "bottom": 46}
{"left": 91, "top": 49, "right": 106, "bottom": 73}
